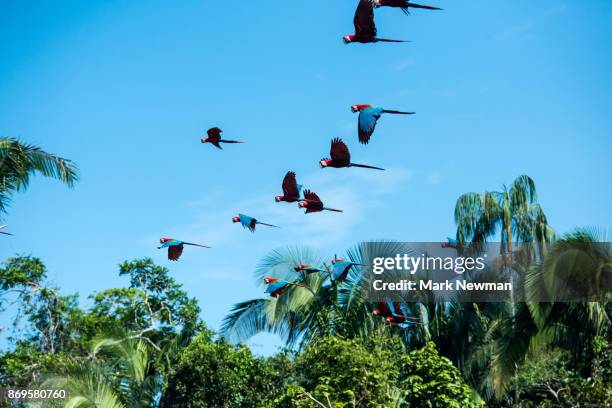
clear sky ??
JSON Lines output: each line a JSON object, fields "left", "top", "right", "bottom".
{"left": 1, "top": 0, "right": 611, "bottom": 355}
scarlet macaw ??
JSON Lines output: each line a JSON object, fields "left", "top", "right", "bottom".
{"left": 298, "top": 190, "right": 343, "bottom": 214}
{"left": 343, "top": 0, "right": 441, "bottom": 44}
{"left": 158, "top": 238, "right": 210, "bottom": 261}
{"left": 263, "top": 277, "right": 305, "bottom": 298}
{"left": 441, "top": 237, "right": 460, "bottom": 249}
{"left": 320, "top": 138, "right": 384, "bottom": 170}
{"left": 351, "top": 104, "right": 415, "bottom": 144}
{"left": 275, "top": 171, "right": 303, "bottom": 203}
{"left": 331, "top": 258, "right": 367, "bottom": 281}
{"left": 294, "top": 264, "right": 325, "bottom": 274}
{"left": 0, "top": 225, "right": 13, "bottom": 236}
{"left": 232, "top": 214, "right": 279, "bottom": 232}
{"left": 373, "top": 299, "right": 419, "bottom": 325}
{"left": 200, "top": 127, "right": 243, "bottom": 149}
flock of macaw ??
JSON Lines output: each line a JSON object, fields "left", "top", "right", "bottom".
{"left": 162, "top": 0, "right": 442, "bottom": 326}
{"left": 0, "top": 1, "right": 442, "bottom": 328}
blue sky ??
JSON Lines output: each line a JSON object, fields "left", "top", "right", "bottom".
{"left": 1, "top": 0, "right": 611, "bottom": 355}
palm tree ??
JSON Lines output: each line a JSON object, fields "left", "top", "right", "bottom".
{"left": 43, "top": 338, "right": 161, "bottom": 408}
{"left": 0, "top": 137, "right": 78, "bottom": 216}
{"left": 454, "top": 175, "right": 554, "bottom": 256}
{"left": 481, "top": 228, "right": 611, "bottom": 400}
{"left": 221, "top": 242, "right": 421, "bottom": 348}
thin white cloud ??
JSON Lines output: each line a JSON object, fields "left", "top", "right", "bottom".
{"left": 393, "top": 58, "right": 415, "bottom": 72}
{"left": 149, "top": 167, "right": 413, "bottom": 258}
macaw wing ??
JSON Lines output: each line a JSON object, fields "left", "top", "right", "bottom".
{"left": 207, "top": 127, "right": 222, "bottom": 138}
{"left": 447, "top": 237, "right": 459, "bottom": 245}
{"left": 358, "top": 108, "right": 383, "bottom": 144}
{"left": 378, "top": 300, "right": 393, "bottom": 316}
{"left": 330, "top": 138, "right": 350, "bottom": 162}
{"left": 354, "top": 0, "right": 377, "bottom": 37}
{"left": 302, "top": 189, "right": 322, "bottom": 204}
{"left": 238, "top": 214, "right": 254, "bottom": 230}
{"left": 168, "top": 244, "right": 184, "bottom": 261}
{"left": 282, "top": 171, "right": 299, "bottom": 197}
{"left": 332, "top": 261, "right": 351, "bottom": 280}
{"left": 265, "top": 281, "right": 290, "bottom": 294}
{"left": 393, "top": 301, "right": 410, "bottom": 317}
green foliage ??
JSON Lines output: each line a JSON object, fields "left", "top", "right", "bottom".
{"left": 398, "top": 342, "right": 480, "bottom": 408}
{"left": 90, "top": 258, "right": 204, "bottom": 338}
{"left": 0, "top": 137, "right": 78, "bottom": 217}
{"left": 291, "top": 336, "right": 398, "bottom": 407}
{"left": 43, "top": 338, "right": 161, "bottom": 408}
{"left": 163, "top": 334, "right": 288, "bottom": 407}
{"left": 511, "top": 348, "right": 612, "bottom": 407}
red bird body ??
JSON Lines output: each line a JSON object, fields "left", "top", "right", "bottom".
{"left": 298, "top": 189, "right": 343, "bottom": 214}
{"left": 373, "top": 300, "right": 418, "bottom": 325}
{"left": 275, "top": 171, "right": 303, "bottom": 203}
{"left": 320, "top": 138, "right": 384, "bottom": 170}
{"left": 344, "top": 0, "right": 441, "bottom": 44}
{"left": 201, "top": 127, "right": 244, "bottom": 149}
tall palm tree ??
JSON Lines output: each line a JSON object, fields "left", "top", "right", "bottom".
{"left": 43, "top": 338, "right": 161, "bottom": 408}
{"left": 0, "top": 137, "right": 78, "bottom": 216}
{"left": 483, "top": 228, "right": 611, "bottom": 400}
{"left": 454, "top": 175, "right": 554, "bottom": 256}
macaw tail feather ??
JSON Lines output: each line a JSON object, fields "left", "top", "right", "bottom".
{"left": 382, "top": 109, "right": 416, "bottom": 115}
{"left": 407, "top": 3, "right": 442, "bottom": 11}
{"left": 323, "top": 207, "right": 343, "bottom": 213}
{"left": 183, "top": 242, "right": 211, "bottom": 248}
{"left": 377, "top": 38, "right": 407, "bottom": 43}
{"left": 257, "top": 221, "right": 280, "bottom": 228}
{"left": 220, "top": 140, "right": 244, "bottom": 144}
{"left": 350, "top": 163, "right": 385, "bottom": 171}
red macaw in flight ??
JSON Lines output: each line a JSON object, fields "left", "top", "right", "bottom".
{"left": 158, "top": 238, "right": 210, "bottom": 261}
{"left": 373, "top": 299, "right": 419, "bottom": 325}
{"left": 294, "top": 264, "right": 325, "bottom": 274}
{"left": 320, "top": 138, "right": 384, "bottom": 170}
{"left": 233, "top": 214, "right": 279, "bottom": 232}
{"left": 275, "top": 171, "right": 303, "bottom": 203}
{"left": 263, "top": 277, "right": 312, "bottom": 297}
{"left": 298, "top": 190, "right": 343, "bottom": 214}
{"left": 0, "top": 225, "right": 13, "bottom": 236}
{"left": 201, "top": 127, "right": 244, "bottom": 149}
{"left": 351, "top": 104, "right": 415, "bottom": 144}
{"left": 343, "top": 0, "right": 441, "bottom": 44}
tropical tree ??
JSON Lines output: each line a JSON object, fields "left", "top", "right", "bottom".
{"left": 482, "top": 228, "right": 611, "bottom": 401}
{"left": 454, "top": 175, "right": 554, "bottom": 257}
{"left": 0, "top": 137, "right": 78, "bottom": 217}
{"left": 162, "top": 334, "right": 292, "bottom": 407}
{"left": 43, "top": 337, "right": 161, "bottom": 408}
{"left": 220, "top": 242, "right": 420, "bottom": 348}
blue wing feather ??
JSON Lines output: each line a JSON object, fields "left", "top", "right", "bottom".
{"left": 265, "top": 281, "right": 290, "bottom": 294}
{"left": 332, "top": 261, "right": 352, "bottom": 280}
{"left": 358, "top": 107, "right": 384, "bottom": 143}
{"left": 239, "top": 214, "right": 254, "bottom": 229}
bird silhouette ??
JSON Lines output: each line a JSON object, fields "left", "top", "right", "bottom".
{"left": 201, "top": 127, "right": 243, "bottom": 149}
{"left": 320, "top": 138, "right": 384, "bottom": 170}
{"left": 298, "top": 190, "right": 343, "bottom": 214}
